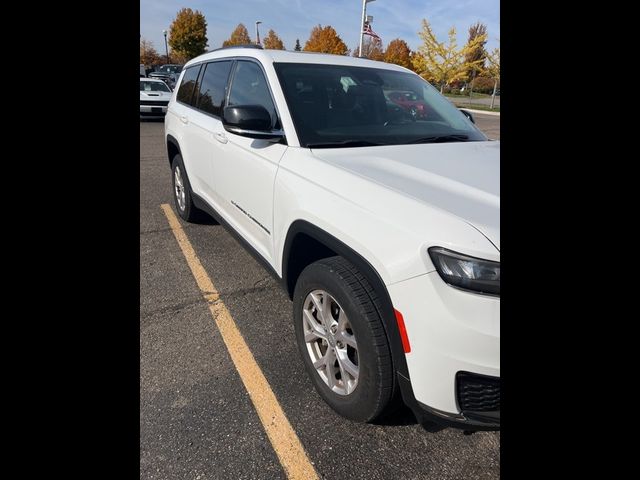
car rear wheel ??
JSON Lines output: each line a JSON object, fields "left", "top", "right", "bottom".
{"left": 171, "top": 154, "right": 202, "bottom": 222}
{"left": 293, "top": 256, "right": 394, "bottom": 422}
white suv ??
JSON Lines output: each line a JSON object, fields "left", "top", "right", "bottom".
{"left": 164, "top": 46, "right": 500, "bottom": 431}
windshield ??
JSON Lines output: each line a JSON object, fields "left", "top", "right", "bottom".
{"left": 274, "top": 63, "right": 487, "bottom": 147}
{"left": 158, "top": 65, "right": 182, "bottom": 74}
{"left": 140, "top": 81, "right": 171, "bottom": 92}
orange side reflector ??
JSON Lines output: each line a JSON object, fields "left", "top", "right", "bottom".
{"left": 394, "top": 309, "right": 411, "bottom": 353}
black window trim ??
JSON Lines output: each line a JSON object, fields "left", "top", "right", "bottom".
{"left": 175, "top": 56, "right": 285, "bottom": 135}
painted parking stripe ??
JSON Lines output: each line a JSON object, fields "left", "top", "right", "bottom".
{"left": 161, "top": 204, "right": 319, "bottom": 480}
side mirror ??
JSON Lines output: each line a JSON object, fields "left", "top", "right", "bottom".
{"left": 459, "top": 109, "right": 475, "bottom": 124}
{"left": 222, "top": 105, "right": 284, "bottom": 141}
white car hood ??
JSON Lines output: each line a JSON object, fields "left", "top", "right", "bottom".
{"left": 140, "top": 91, "right": 172, "bottom": 100}
{"left": 311, "top": 141, "right": 500, "bottom": 250}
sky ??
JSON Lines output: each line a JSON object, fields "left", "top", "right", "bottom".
{"left": 140, "top": 0, "right": 500, "bottom": 57}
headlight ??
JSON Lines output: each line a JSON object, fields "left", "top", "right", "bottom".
{"left": 428, "top": 247, "right": 500, "bottom": 296}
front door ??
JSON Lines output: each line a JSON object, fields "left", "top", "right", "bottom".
{"left": 211, "top": 60, "right": 287, "bottom": 265}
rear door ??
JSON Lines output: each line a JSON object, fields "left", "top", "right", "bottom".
{"left": 185, "top": 60, "right": 234, "bottom": 201}
{"left": 167, "top": 65, "right": 203, "bottom": 191}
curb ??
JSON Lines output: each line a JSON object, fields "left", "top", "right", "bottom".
{"left": 459, "top": 108, "right": 500, "bottom": 117}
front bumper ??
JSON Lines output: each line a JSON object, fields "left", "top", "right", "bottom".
{"left": 140, "top": 105, "right": 168, "bottom": 116}
{"left": 398, "top": 373, "right": 500, "bottom": 431}
{"left": 388, "top": 271, "right": 500, "bottom": 430}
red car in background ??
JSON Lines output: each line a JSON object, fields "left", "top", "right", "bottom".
{"left": 387, "top": 90, "right": 429, "bottom": 119}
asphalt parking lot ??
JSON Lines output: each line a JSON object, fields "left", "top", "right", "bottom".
{"left": 140, "top": 113, "right": 501, "bottom": 479}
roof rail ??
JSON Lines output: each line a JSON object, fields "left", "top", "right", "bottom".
{"left": 208, "top": 44, "right": 264, "bottom": 53}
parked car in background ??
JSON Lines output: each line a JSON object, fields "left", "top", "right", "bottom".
{"left": 149, "top": 64, "right": 183, "bottom": 89}
{"left": 140, "top": 78, "right": 173, "bottom": 118}
{"left": 386, "top": 90, "right": 429, "bottom": 119}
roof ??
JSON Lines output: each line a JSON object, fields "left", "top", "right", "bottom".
{"left": 184, "top": 48, "right": 410, "bottom": 73}
{"left": 140, "top": 77, "right": 168, "bottom": 83}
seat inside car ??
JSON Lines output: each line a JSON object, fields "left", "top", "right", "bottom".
{"left": 345, "top": 84, "right": 387, "bottom": 124}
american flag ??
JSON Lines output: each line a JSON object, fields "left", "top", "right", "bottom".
{"left": 362, "top": 22, "right": 381, "bottom": 41}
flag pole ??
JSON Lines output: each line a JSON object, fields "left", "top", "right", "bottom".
{"left": 358, "top": 0, "right": 367, "bottom": 57}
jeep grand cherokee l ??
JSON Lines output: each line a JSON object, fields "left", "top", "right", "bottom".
{"left": 164, "top": 46, "right": 500, "bottom": 431}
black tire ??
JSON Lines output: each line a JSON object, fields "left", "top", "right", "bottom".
{"left": 171, "top": 153, "right": 202, "bottom": 222}
{"left": 293, "top": 256, "right": 394, "bottom": 422}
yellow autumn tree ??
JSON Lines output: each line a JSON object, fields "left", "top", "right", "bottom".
{"left": 263, "top": 29, "right": 285, "bottom": 50}
{"left": 464, "top": 22, "right": 488, "bottom": 81}
{"left": 384, "top": 38, "right": 412, "bottom": 70}
{"left": 411, "top": 51, "right": 434, "bottom": 81}
{"left": 303, "top": 25, "right": 349, "bottom": 55}
{"left": 415, "top": 20, "right": 487, "bottom": 93}
{"left": 222, "top": 24, "right": 252, "bottom": 47}
{"left": 486, "top": 45, "right": 500, "bottom": 108}
{"left": 168, "top": 8, "right": 208, "bottom": 60}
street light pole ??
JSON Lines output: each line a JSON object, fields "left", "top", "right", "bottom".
{"left": 358, "top": 0, "right": 376, "bottom": 57}
{"left": 255, "top": 21, "right": 262, "bottom": 45}
{"left": 163, "top": 30, "right": 170, "bottom": 63}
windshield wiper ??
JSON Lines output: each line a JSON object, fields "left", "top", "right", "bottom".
{"left": 306, "top": 140, "right": 386, "bottom": 148}
{"left": 407, "top": 134, "right": 469, "bottom": 144}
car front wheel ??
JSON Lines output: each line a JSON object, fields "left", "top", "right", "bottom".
{"left": 293, "top": 256, "right": 394, "bottom": 422}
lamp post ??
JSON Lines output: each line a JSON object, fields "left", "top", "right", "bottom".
{"left": 255, "top": 21, "right": 262, "bottom": 45}
{"left": 163, "top": 29, "right": 170, "bottom": 64}
{"left": 358, "top": 0, "right": 376, "bottom": 57}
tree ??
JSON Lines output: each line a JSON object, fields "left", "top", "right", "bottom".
{"left": 352, "top": 36, "right": 384, "bottom": 60}
{"left": 294, "top": 39, "right": 301, "bottom": 51}
{"left": 464, "top": 22, "right": 488, "bottom": 81}
{"left": 169, "top": 51, "right": 189, "bottom": 65}
{"left": 168, "top": 8, "right": 208, "bottom": 61}
{"left": 222, "top": 23, "right": 252, "bottom": 47}
{"left": 486, "top": 45, "right": 500, "bottom": 108}
{"left": 411, "top": 51, "right": 434, "bottom": 81}
{"left": 384, "top": 38, "right": 412, "bottom": 70}
{"left": 415, "top": 20, "right": 487, "bottom": 93}
{"left": 140, "top": 38, "right": 159, "bottom": 66}
{"left": 263, "top": 29, "right": 285, "bottom": 50}
{"left": 464, "top": 22, "right": 488, "bottom": 99}
{"left": 303, "top": 25, "right": 349, "bottom": 55}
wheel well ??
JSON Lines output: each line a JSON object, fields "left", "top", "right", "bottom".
{"left": 281, "top": 220, "right": 412, "bottom": 394}
{"left": 166, "top": 137, "right": 180, "bottom": 167}
{"left": 285, "top": 232, "right": 336, "bottom": 298}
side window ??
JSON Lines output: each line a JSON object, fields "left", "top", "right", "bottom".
{"left": 176, "top": 65, "right": 202, "bottom": 106}
{"left": 228, "top": 61, "right": 278, "bottom": 127}
{"left": 195, "top": 61, "right": 233, "bottom": 117}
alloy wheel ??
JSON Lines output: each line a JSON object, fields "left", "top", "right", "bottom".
{"left": 302, "top": 289, "right": 359, "bottom": 395}
{"left": 174, "top": 166, "right": 186, "bottom": 212}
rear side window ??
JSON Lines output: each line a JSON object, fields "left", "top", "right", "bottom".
{"left": 176, "top": 65, "right": 202, "bottom": 106}
{"left": 228, "top": 61, "right": 278, "bottom": 127}
{"left": 195, "top": 61, "right": 233, "bottom": 117}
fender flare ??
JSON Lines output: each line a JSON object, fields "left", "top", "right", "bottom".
{"left": 282, "top": 220, "right": 411, "bottom": 384}
{"left": 166, "top": 134, "right": 181, "bottom": 165}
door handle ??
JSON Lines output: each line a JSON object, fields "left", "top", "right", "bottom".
{"left": 180, "top": 115, "right": 188, "bottom": 124}
{"left": 213, "top": 132, "right": 228, "bottom": 144}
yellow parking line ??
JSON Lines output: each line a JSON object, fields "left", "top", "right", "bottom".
{"left": 161, "top": 204, "right": 319, "bottom": 480}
